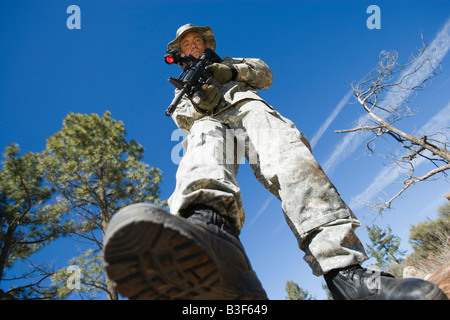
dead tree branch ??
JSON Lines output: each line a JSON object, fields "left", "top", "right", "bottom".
{"left": 337, "top": 36, "right": 450, "bottom": 215}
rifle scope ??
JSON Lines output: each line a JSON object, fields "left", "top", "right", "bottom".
{"left": 164, "top": 50, "right": 183, "bottom": 65}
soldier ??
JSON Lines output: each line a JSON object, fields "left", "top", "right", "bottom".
{"left": 103, "top": 24, "right": 447, "bottom": 300}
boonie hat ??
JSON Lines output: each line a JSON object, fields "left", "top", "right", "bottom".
{"left": 167, "top": 23, "right": 216, "bottom": 51}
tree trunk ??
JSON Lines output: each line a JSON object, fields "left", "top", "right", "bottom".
{"left": 106, "top": 274, "right": 119, "bottom": 300}
{"left": 102, "top": 213, "right": 118, "bottom": 300}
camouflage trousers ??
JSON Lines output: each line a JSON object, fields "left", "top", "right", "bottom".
{"left": 169, "top": 101, "right": 367, "bottom": 276}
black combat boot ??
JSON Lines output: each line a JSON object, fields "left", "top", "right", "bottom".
{"left": 103, "top": 203, "right": 268, "bottom": 300}
{"left": 324, "top": 264, "right": 448, "bottom": 300}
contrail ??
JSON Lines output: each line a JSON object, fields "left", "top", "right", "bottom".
{"left": 349, "top": 101, "right": 450, "bottom": 210}
{"left": 322, "top": 17, "right": 450, "bottom": 175}
{"left": 310, "top": 89, "right": 353, "bottom": 150}
{"left": 247, "top": 196, "right": 274, "bottom": 228}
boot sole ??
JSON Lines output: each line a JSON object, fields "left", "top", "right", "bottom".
{"left": 104, "top": 203, "right": 264, "bottom": 300}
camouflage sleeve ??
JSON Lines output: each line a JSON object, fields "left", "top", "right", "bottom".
{"left": 227, "top": 58, "right": 273, "bottom": 90}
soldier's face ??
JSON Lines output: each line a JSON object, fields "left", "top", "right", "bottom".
{"left": 180, "top": 32, "right": 210, "bottom": 58}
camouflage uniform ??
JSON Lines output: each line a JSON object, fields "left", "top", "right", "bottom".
{"left": 167, "top": 24, "right": 367, "bottom": 276}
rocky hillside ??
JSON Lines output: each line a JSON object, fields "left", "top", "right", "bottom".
{"left": 427, "top": 261, "right": 450, "bottom": 299}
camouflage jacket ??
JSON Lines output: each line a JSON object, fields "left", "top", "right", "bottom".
{"left": 171, "top": 57, "right": 273, "bottom": 132}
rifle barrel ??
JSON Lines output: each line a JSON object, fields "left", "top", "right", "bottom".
{"left": 165, "top": 87, "right": 187, "bottom": 117}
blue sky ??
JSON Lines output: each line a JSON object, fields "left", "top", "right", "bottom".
{"left": 1, "top": 0, "right": 449, "bottom": 300}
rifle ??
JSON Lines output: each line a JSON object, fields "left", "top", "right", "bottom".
{"left": 164, "top": 48, "right": 223, "bottom": 117}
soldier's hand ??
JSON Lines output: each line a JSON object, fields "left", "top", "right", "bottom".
{"left": 198, "top": 85, "right": 220, "bottom": 111}
{"left": 206, "top": 63, "right": 237, "bottom": 84}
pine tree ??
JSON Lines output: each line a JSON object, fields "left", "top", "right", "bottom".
{"left": 366, "top": 225, "right": 406, "bottom": 270}
{"left": 41, "top": 111, "right": 165, "bottom": 299}
{"left": 285, "top": 280, "right": 315, "bottom": 300}
{"left": 0, "top": 144, "right": 60, "bottom": 299}
{"left": 408, "top": 204, "right": 450, "bottom": 261}
{"left": 321, "top": 282, "right": 333, "bottom": 300}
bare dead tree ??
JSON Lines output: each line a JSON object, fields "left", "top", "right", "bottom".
{"left": 337, "top": 36, "right": 450, "bottom": 214}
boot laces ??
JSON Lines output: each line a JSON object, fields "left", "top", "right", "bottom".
{"left": 185, "top": 205, "right": 238, "bottom": 237}
{"left": 342, "top": 265, "right": 392, "bottom": 291}
{"left": 342, "top": 265, "right": 369, "bottom": 280}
